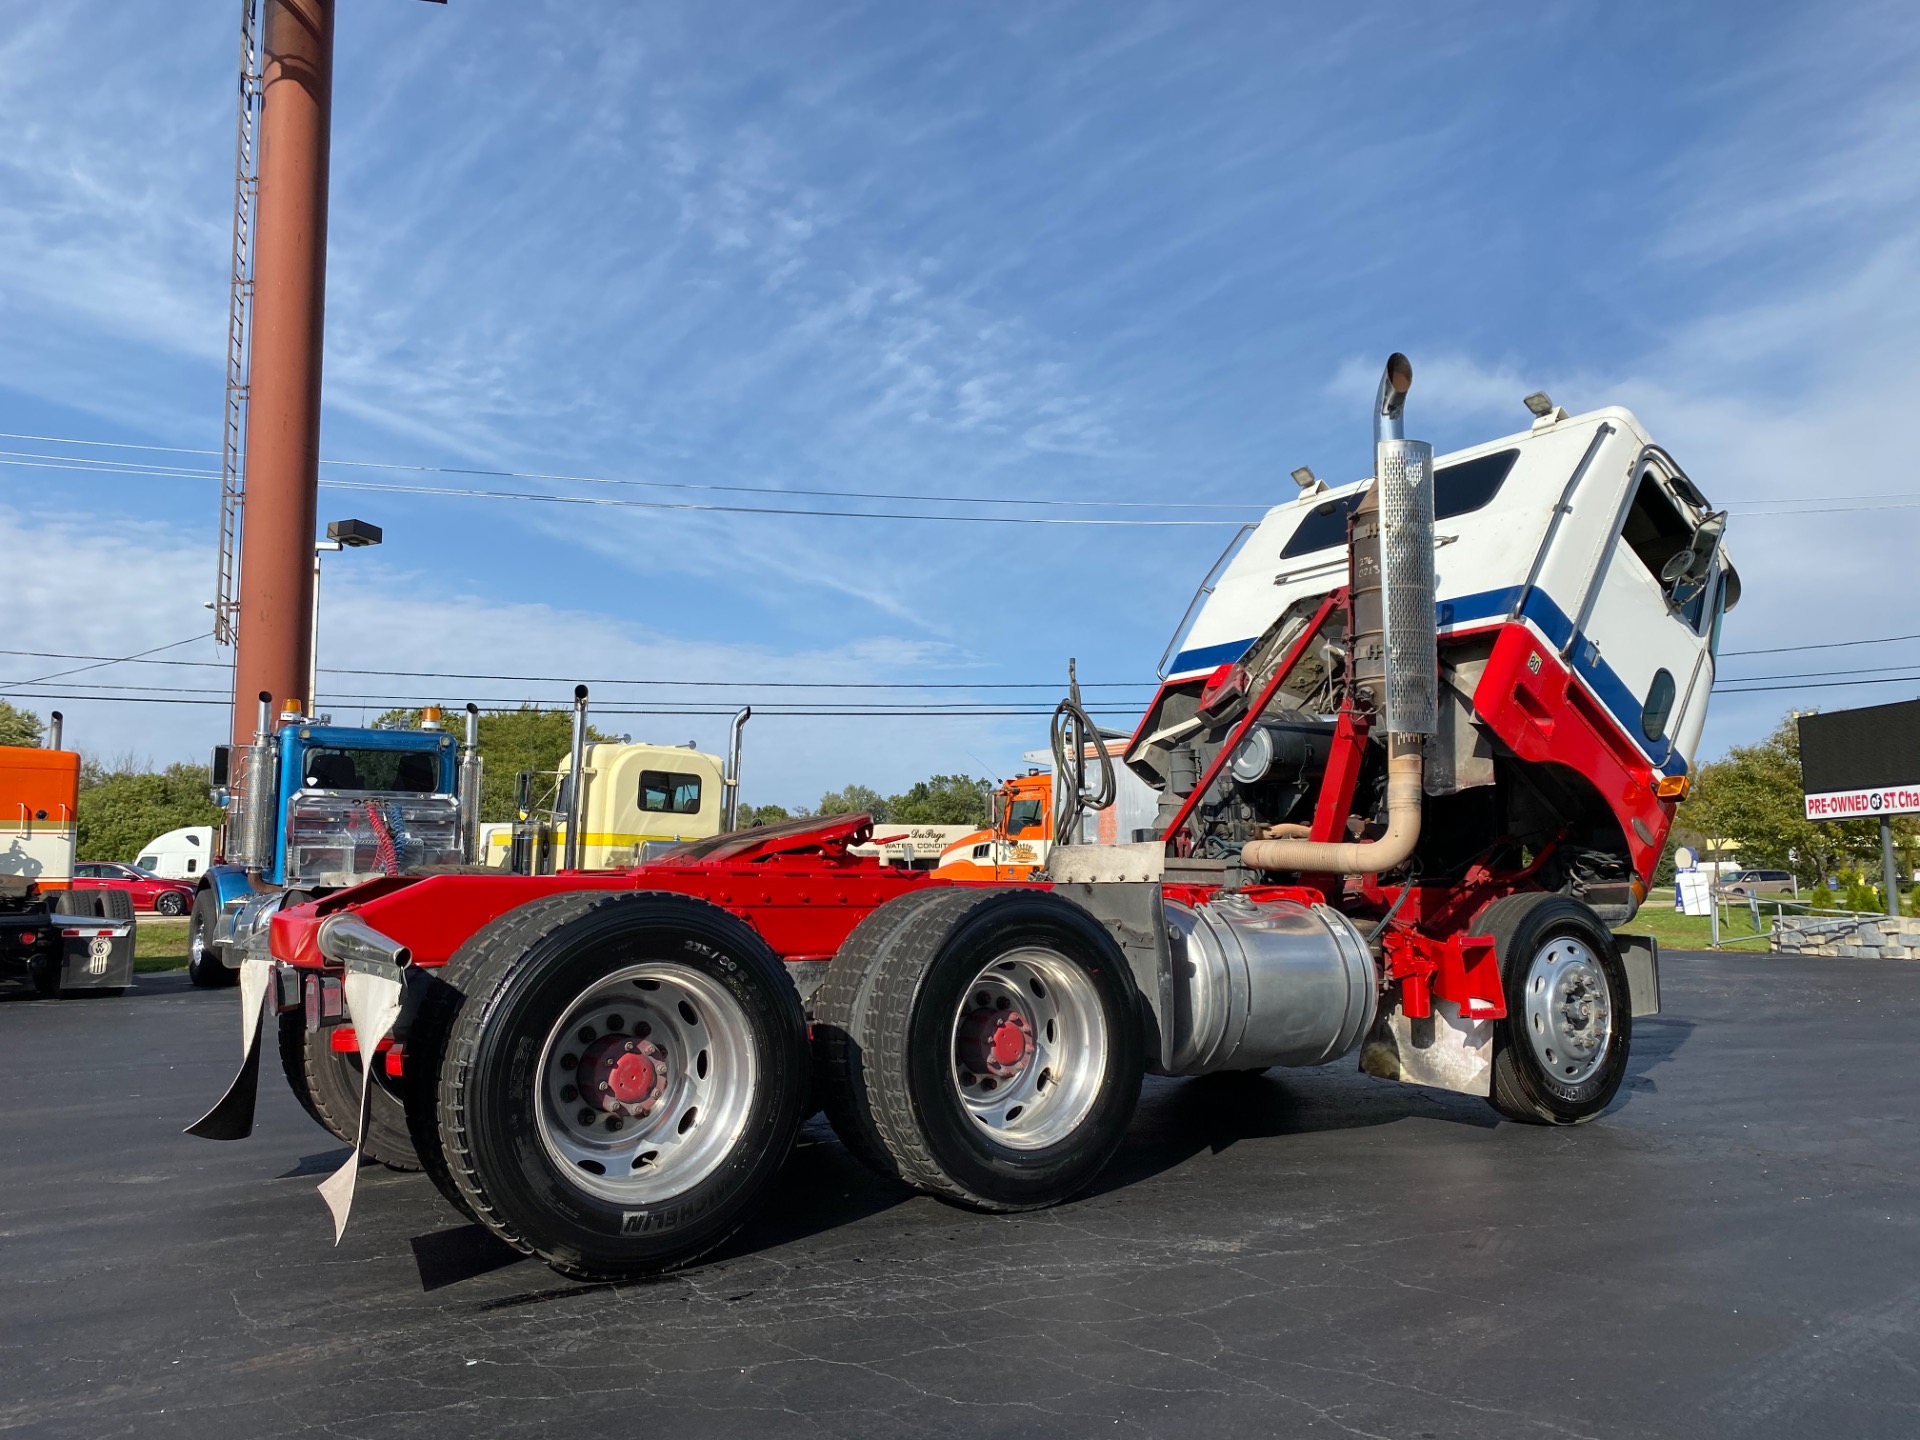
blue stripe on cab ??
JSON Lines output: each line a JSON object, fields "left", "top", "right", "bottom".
{"left": 1164, "top": 585, "right": 1688, "bottom": 775}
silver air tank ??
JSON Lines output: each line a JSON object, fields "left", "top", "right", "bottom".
{"left": 1159, "top": 895, "right": 1377, "bottom": 1074}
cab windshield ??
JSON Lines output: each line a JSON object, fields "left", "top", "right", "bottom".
{"left": 300, "top": 746, "right": 441, "bottom": 793}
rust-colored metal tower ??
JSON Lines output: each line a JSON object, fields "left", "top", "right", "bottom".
{"left": 229, "top": 0, "right": 334, "bottom": 744}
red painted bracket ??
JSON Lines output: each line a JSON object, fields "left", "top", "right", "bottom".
{"left": 1382, "top": 930, "right": 1505, "bottom": 1022}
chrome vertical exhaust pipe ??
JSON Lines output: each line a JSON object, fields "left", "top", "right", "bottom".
{"left": 563, "top": 685, "right": 588, "bottom": 871}
{"left": 243, "top": 691, "right": 277, "bottom": 876}
{"left": 457, "top": 702, "right": 483, "bottom": 864}
{"left": 46, "top": 711, "right": 63, "bottom": 750}
{"left": 722, "top": 706, "right": 751, "bottom": 831}
{"left": 1244, "top": 353, "right": 1435, "bottom": 876}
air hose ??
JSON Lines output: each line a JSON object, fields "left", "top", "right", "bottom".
{"left": 1049, "top": 659, "right": 1115, "bottom": 848}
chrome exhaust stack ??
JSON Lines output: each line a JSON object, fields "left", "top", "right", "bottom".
{"left": 722, "top": 706, "right": 751, "bottom": 832}
{"left": 1243, "top": 353, "right": 1436, "bottom": 875}
{"left": 457, "top": 702, "right": 484, "bottom": 864}
{"left": 46, "top": 710, "right": 62, "bottom": 750}
{"left": 563, "top": 685, "right": 588, "bottom": 872}
{"left": 243, "top": 691, "right": 277, "bottom": 877}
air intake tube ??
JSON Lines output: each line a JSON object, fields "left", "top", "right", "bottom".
{"left": 1242, "top": 353, "right": 1435, "bottom": 876}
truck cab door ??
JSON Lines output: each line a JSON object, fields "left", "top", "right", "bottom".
{"left": 1574, "top": 453, "right": 1721, "bottom": 776}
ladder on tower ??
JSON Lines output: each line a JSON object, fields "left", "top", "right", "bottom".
{"left": 215, "top": 0, "right": 264, "bottom": 648}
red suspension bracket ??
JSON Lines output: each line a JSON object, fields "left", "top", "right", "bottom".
{"left": 1381, "top": 929, "right": 1505, "bottom": 1021}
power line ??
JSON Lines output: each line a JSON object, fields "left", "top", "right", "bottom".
{"left": 11, "top": 430, "right": 1920, "bottom": 517}
{"left": 0, "top": 435, "right": 1265, "bottom": 514}
{"left": 0, "top": 454, "right": 1245, "bottom": 528}
{"left": 0, "top": 633, "right": 215, "bottom": 694}
{"left": 0, "top": 646, "right": 1153, "bottom": 690}
{"left": 1720, "top": 631, "right": 1920, "bottom": 658}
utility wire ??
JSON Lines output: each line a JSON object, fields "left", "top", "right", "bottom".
{"left": 1720, "top": 630, "right": 1920, "bottom": 657}
{"left": 9, "top": 431, "right": 1920, "bottom": 515}
{"left": 0, "top": 634, "right": 215, "bottom": 694}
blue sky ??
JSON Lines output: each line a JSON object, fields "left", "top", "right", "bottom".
{"left": 2, "top": 1, "right": 1917, "bottom": 807}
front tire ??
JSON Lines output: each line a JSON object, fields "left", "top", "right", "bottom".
{"left": 437, "top": 892, "right": 809, "bottom": 1281}
{"left": 815, "top": 889, "right": 1143, "bottom": 1212}
{"left": 187, "top": 891, "right": 235, "bottom": 988}
{"left": 1480, "top": 894, "right": 1631, "bottom": 1125}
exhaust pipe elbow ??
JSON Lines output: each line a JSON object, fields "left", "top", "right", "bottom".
{"left": 1374, "top": 352, "right": 1412, "bottom": 445}
{"left": 1240, "top": 743, "right": 1424, "bottom": 876}
{"left": 317, "top": 912, "right": 413, "bottom": 974}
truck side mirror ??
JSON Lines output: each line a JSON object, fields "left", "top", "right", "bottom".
{"left": 210, "top": 745, "right": 231, "bottom": 788}
{"left": 990, "top": 792, "right": 1004, "bottom": 834}
{"left": 1659, "top": 510, "right": 1725, "bottom": 608}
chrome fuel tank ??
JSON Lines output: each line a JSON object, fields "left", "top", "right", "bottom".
{"left": 1160, "top": 894, "right": 1377, "bottom": 1075}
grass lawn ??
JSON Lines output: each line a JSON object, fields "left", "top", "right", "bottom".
{"left": 135, "top": 916, "right": 191, "bottom": 973}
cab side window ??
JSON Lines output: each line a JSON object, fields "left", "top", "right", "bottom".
{"left": 639, "top": 771, "right": 703, "bottom": 815}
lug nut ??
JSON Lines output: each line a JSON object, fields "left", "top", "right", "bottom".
{"left": 560, "top": 1053, "right": 578, "bottom": 1071}
{"left": 560, "top": 1084, "right": 577, "bottom": 1103}
{"left": 607, "top": 1014, "right": 624, "bottom": 1031}
{"left": 577, "top": 1108, "right": 595, "bottom": 1126}
{"left": 606, "top": 1115, "right": 623, "bottom": 1132}
{"left": 578, "top": 1025, "right": 596, "bottom": 1044}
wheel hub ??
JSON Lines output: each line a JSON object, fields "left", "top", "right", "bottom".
{"left": 1522, "top": 937, "right": 1613, "bottom": 1086}
{"left": 957, "top": 1004, "right": 1034, "bottom": 1083}
{"left": 577, "top": 1029, "right": 666, "bottom": 1117}
{"left": 948, "top": 948, "right": 1108, "bottom": 1150}
{"left": 535, "top": 963, "right": 759, "bottom": 1206}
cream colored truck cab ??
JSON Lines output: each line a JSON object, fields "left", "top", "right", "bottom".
{"left": 484, "top": 741, "right": 728, "bottom": 870}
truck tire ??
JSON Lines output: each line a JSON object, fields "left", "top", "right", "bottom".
{"left": 277, "top": 1012, "right": 422, "bottom": 1171}
{"left": 436, "top": 891, "right": 809, "bottom": 1281}
{"left": 1478, "top": 893, "right": 1632, "bottom": 1126}
{"left": 188, "top": 891, "right": 235, "bottom": 988}
{"left": 51, "top": 890, "right": 103, "bottom": 917}
{"left": 98, "top": 889, "right": 136, "bottom": 923}
{"left": 814, "top": 889, "right": 1143, "bottom": 1212}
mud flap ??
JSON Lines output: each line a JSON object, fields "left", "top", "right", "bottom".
{"left": 184, "top": 957, "right": 274, "bottom": 1141}
{"left": 1360, "top": 992, "right": 1494, "bottom": 1097}
{"left": 316, "top": 963, "right": 405, "bottom": 1243}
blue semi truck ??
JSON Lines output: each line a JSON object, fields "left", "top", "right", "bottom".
{"left": 188, "top": 693, "right": 483, "bottom": 1166}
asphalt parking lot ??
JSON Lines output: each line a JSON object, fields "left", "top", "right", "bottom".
{"left": 3, "top": 951, "right": 1917, "bottom": 1440}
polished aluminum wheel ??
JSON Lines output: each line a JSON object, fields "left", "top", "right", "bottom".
{"left": 1521, "top": 936, "right": 1613, "bottom": 1085}
{"left": 535, "top": 963, "right": 757, "bottom": 1204}
{"left": 189, "top": 925, "right": 206, "bottom": 965}
{"left": 949, "top": 947, "right": 1107, "bottom": 1150}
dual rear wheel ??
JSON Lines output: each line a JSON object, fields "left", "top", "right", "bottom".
{"left": 394, "top": 888, "right": 1142, "bottom": 1280}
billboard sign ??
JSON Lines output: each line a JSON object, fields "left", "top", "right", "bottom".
{"left": 1798, "top": 700, "right": 1920, "bottom": 821}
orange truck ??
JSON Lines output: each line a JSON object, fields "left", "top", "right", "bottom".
{"left": 935, "top": 746, "right": 1159, "bottom": 880}
{"left": 0, "top": 714, "right": 135, "bottom": 998}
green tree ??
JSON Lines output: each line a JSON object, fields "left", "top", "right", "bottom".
{"left": 1683, "top": 713, "right": 1916, "bottom": 888}
{"left": 739, "top": 803, "right": 791, "bottom": 828}
{"left": 76, "top": 762, "right": 222, "bottom": 862}
{"left": 0, "top": 700, "right": 45, "bottom": 748}
{"left": 887, "top": 773, "right": 991, "bottom": 826}
{"left": 818, "top": 784, "right": 889, "bottom": 821}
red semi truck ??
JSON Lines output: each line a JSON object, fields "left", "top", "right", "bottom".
{"left": 196, "top": 356, "right": 1733, "bottom": 1280}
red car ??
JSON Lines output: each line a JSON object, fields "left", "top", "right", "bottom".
{"left": 72, "top": 862, "right": 194, "bottom": 916}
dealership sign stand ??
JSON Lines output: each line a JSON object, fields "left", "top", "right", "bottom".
{"left": 1798, "top": 699, "right": 1920, "bottom": 920}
